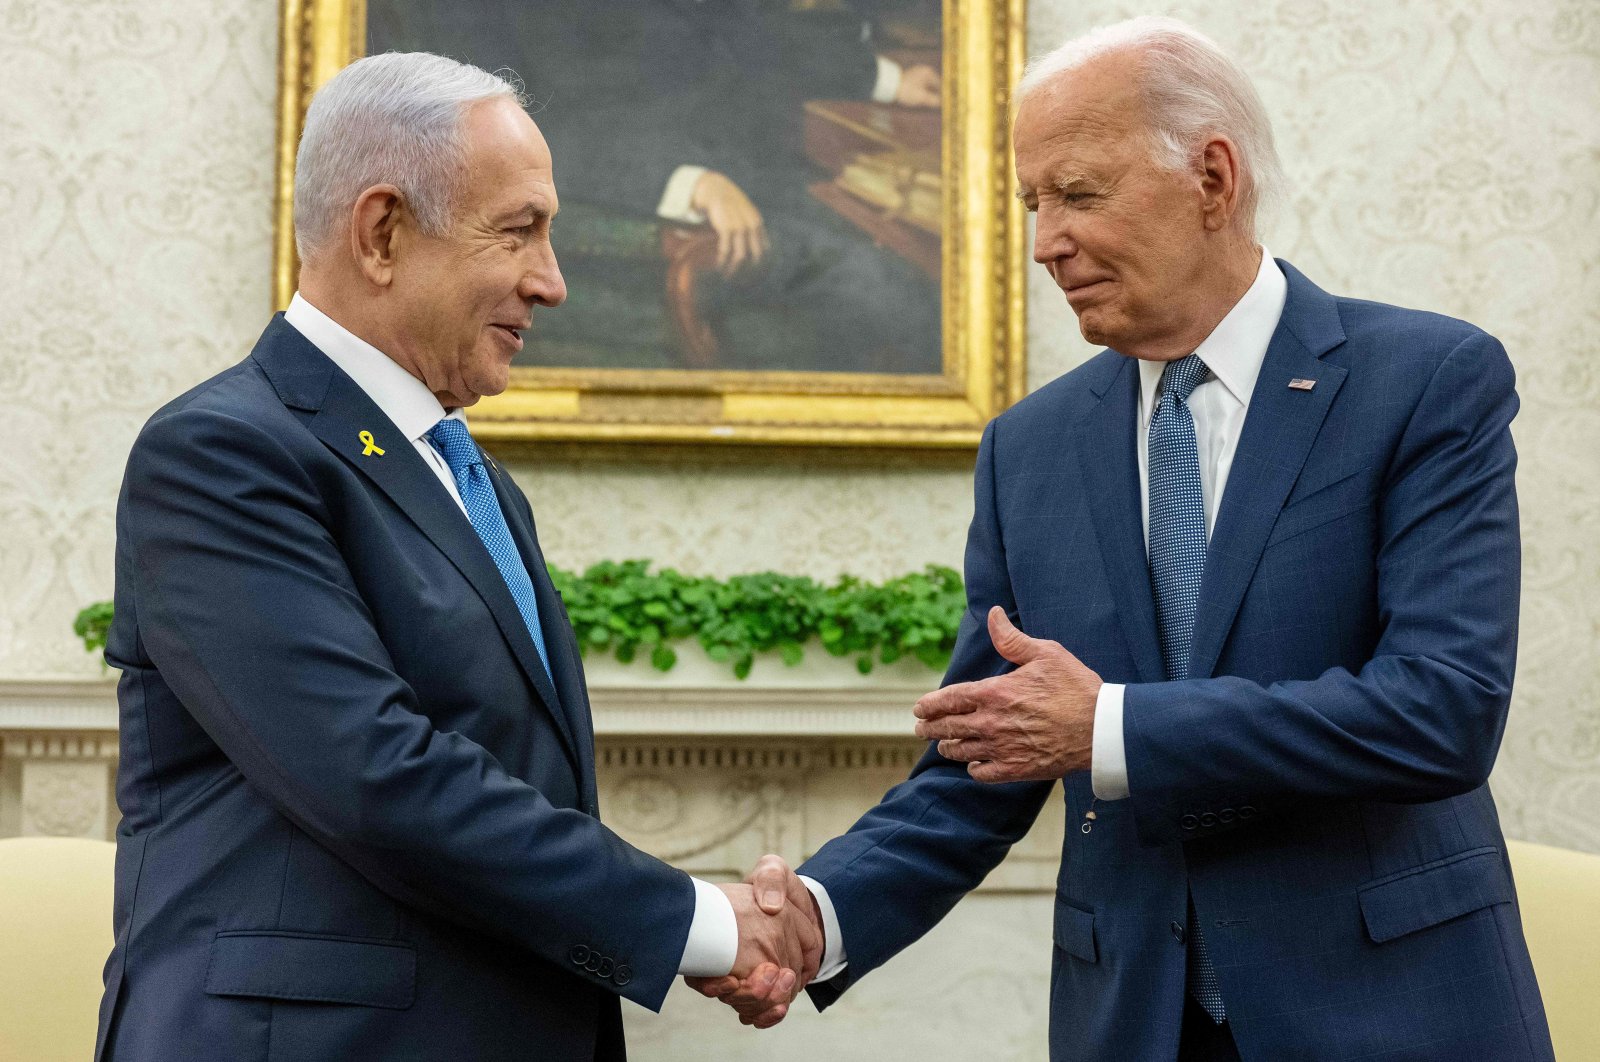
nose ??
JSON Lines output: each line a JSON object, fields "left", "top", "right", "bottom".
{"left": 521, "top": 243, "right": 566, "bottom": 307}
{"left": 1031, "top": 202, "right": 1078, "bottom": 266}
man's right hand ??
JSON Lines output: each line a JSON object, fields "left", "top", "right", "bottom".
{"left": 689, "top": 171, "right": 768, "bottom": 276}
{"left": 686, "top": 855, "right": 821, "bottom": 1028}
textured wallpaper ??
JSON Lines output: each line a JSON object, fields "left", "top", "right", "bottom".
{"left": 1, "top": 0, "right": 1595, "bottom": 849}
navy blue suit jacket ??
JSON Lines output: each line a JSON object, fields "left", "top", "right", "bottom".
{"left": 800, "top": 263, "right": 1554, "bottom": 1061}
{"left": 96, "top": 317, "right": 693, "bottom": 1062}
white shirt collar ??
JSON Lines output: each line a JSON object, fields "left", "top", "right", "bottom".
{"left": 1137, "top": 249, "right": 1288, "bottom": 425}
{"left": 283, "top": 292, "right": 464, "bottom": 441}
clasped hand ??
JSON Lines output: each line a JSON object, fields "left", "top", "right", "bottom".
{"left": 685, "top": 610, "right": 1098, "bottom": 1029}
{"left": 685, "top": 854, "right": 822, "bottom": 1029}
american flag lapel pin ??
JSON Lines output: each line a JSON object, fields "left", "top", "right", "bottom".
{"left": 1288, "top": 378, "right": 1316, "bottom": 391}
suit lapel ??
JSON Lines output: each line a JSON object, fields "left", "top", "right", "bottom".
{"left": 1189, "top": 263, "right": 1349, "bottom": 679}
{"left": 485, "top": 454, "right": 600, "bottom": 808}
{"left": 1074, "top": 357, "right": 1167, "bottom": 684}
{"left": 252, "top": 318, "right": 584, "bottom": 774}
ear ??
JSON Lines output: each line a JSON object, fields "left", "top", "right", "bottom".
{"left": 1197, "top": 136, "right": 1243, "bottom": 233}
{"left": 348, "top": 184, "right": 405, "bottom": 287}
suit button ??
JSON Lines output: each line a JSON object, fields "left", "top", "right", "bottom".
{"left": 1171, "top": 921, "right": 1186, "bottom": 945}
{"left": 585, "top": 952, "right": 603, "bottom": 973}
{"left": 613, "top": 965, "right": 633, "bottom": 987}
{"left": 1239, "top": 805, "right": 1258, "bottom": 819}
{"left": 1219, "top": 808, "right": 1236, "bottom": 824}
{"left": 1180, "top": 815, "right": 1199, "bottom": 831}
{"left": 569, "top": 944, "right": 590, "bottom": 966}
{"left": 1200, "top": 812, "right": 1218, "bottom": 828}
{"left": 596, "top": 957, "right": 614, "bottom": 978}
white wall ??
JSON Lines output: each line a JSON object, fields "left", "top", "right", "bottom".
{"left": 8, "top": 0, "right": 1589, "bottom": 850}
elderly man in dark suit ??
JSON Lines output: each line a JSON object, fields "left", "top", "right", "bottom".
{"left": 95, "top": 52, "right": 818, "bottom": 1062}
{"left": 702, "top": 16, "right": 1556, "bottom": 1061}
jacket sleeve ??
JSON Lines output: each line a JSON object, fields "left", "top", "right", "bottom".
{"left": 114, "top": 402, "right": 695, "bottom": 1010}
{"left": 800, "top": 419, "right": 1055, "bottom": 1010}
{"left": 1124, "top": 330, "right": 1521, "bottom": 846}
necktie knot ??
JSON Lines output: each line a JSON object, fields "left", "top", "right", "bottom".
{"left": 1159, "top": 353, "right": 1210, "bottom": 407}
{"left": 427, "top": 417, "right": 481, "bottom": 479}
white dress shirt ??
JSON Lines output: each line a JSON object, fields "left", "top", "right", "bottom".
{"left": 283, "top": 293, "right": 740, "bottom": 978}
{"left": 1090, "top": 251, "right": 1288, "bottom": 801}
{"left": 805, "top": 251, "right": 1288, "bottom": 982}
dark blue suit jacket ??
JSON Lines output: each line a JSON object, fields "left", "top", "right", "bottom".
{"left": 800, "top": 263, "right": 1554, "bottom": 1061}
{"left": 96, "top": 317, "right": 693, "bottom": 1062}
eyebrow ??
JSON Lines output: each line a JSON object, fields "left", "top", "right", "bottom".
{"left": 497, "top": 201, "right": 556, "bottom": 225}
{"left": 1016, "top": 174, "right": 1097, "bottom": 200}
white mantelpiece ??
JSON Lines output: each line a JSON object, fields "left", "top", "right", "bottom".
{"left": 0, "top": 674, "right": 1064, "bottom": 893}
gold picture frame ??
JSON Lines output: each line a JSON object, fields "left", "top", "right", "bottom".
{"left": 275, "top": 0, "right": 1026, "bottom": 449}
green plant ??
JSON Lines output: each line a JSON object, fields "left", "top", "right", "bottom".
{"left": 551, "top": 561, "right": 965, "bottom": 678}
{"left": 74, "top": 600, "right": 115, "bottom": 655}
{"left": 76, "top": 562, "right": 966, "bottom": 679}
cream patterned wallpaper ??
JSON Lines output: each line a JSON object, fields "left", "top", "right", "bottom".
{"left": 1, "top": 0, "right": 1596, "bottom": 849}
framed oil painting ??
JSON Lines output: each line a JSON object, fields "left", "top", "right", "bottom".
{"left": 274, "top": 0, "right": 1026, "bottom": 448}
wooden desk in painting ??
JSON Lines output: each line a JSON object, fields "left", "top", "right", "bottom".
{"left": 803, "top": 100, "right": 941, "bottom": 284}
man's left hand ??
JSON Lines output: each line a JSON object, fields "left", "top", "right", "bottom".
{"left": 913, "top": 606, "right": 1101, "bottom": 783}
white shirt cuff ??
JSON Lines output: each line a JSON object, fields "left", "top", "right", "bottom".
{"left": 1091, "top": 682, "right": 1131, "bottom": 801}
{"left": 677, "top": 877, "right": 737, "bottom": 977}
{"left": 798, "top": 875, "right": 848, "bottom": 982}
{"left": 872, "top": 55, "right": 903, "bottom": 104}
{"left": 657, "top": 165, "right": 709, "bottom": 225}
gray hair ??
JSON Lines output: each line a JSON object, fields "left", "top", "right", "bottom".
{"left": 1017, "top": 16, "right": 1284, "bottom": 238}
{"left": 293, "top": 52, "right": 526, "bottom": 261}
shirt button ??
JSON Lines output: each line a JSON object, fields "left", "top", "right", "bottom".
{"left": 1171, "top": 921, "right": 1186, "bottom": 945}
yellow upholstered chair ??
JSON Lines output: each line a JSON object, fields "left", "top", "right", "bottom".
{"left": 1507, "top": 838, "right": 1600, "bottom": 1061}
{"left": 0, "top": 837, "right": 115, "bottom": 1062}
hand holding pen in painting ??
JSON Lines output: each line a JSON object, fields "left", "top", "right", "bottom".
{"left": 691, "top": 170, "right": 769, "bottom": 276}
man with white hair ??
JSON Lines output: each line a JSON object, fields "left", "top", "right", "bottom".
{"left": 701, "top": 16, "right": 1553, "bottom": 1061}
{"left": 95, "top": 52, "right": 819, "bottom": 1062}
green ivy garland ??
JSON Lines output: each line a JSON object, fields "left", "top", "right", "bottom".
{"left": 74, "top": 562, "right": 966, "bottom": 680}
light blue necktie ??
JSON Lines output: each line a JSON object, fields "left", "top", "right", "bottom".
{"left": 426, "top": 418, "right": 552, "bottom": 679}
{"left": 1147, "top": 353, "right": 1226, "bottom": 1024}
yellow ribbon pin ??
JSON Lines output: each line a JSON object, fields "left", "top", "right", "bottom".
{"left": 359, "top": 430, "right": 386, "bottom": 457}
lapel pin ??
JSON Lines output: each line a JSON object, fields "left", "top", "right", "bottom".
{"left": 1288, "top": 378, "right": 1317, "bottom": 391}
{"left": 359, "top": 430, "right": 386, "bottom": 457}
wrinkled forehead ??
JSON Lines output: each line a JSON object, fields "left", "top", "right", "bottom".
{"left": 1013, "top": 55, "right": 1149, "bottom": 169}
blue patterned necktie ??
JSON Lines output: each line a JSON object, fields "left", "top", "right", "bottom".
{"left": 426, "top": 418, "right": 552, "bottom": 679}
{"left": 1147, "top": 353, "right": 1226, "bottom": 1024}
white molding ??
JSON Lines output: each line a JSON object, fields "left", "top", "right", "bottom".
{"left": 0, "top": 675, "right": 926, "bottom": 737}
{"left": 0, "top": 679, "right": 119, "bottom": 731}
{"left": 589, "top": 687, "right": 921, "bottom": 735}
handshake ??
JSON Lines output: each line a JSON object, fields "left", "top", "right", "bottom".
{"left": 687, "top": 854, "right": 824, "bottom": 1029}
